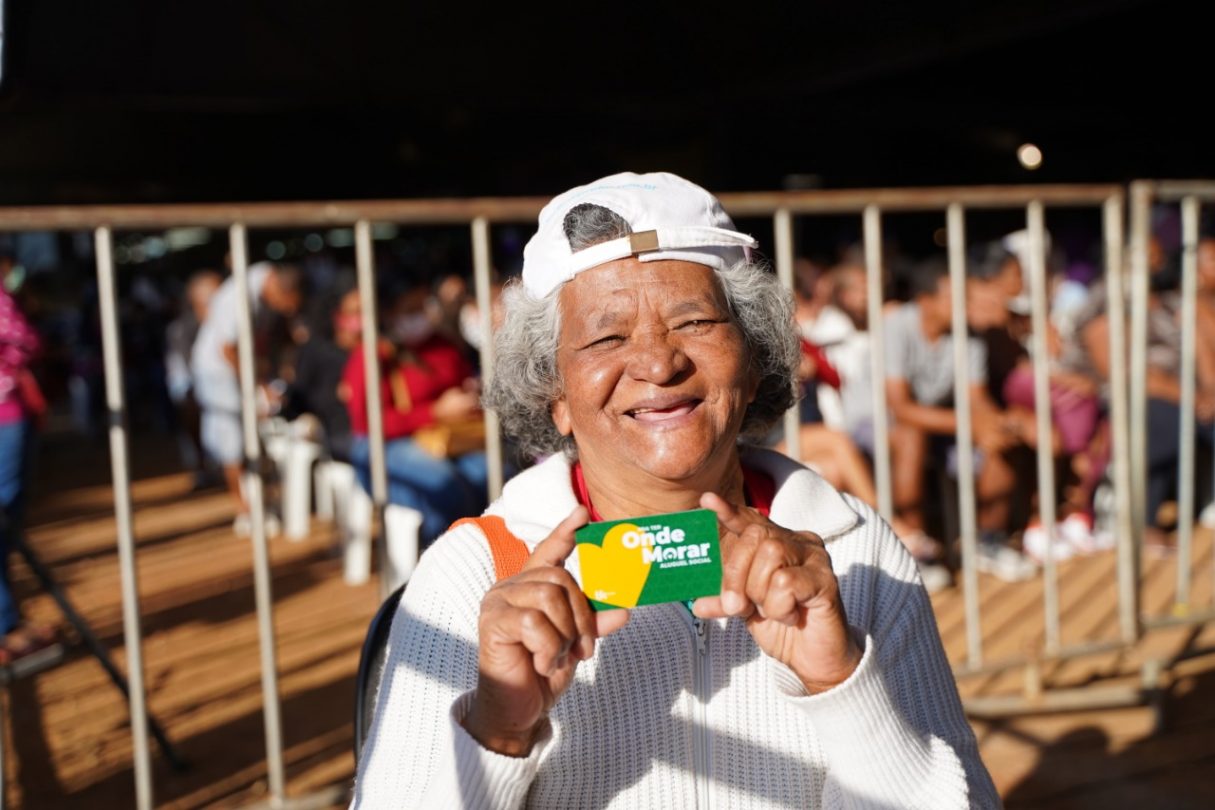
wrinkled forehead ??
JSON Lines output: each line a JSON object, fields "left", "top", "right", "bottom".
{"left": 555, "top": 259, "right": 730, "bottom": 326}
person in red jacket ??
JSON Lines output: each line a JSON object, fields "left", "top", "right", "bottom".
{"left": 342, "top": 284, "right": 491, "bottom": 548}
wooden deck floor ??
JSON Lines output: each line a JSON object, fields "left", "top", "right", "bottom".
{"left": 3, "top": 432, "right": 1214, "bottom": 808}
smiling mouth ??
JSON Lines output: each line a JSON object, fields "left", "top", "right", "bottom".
{"left": 626, "top": 399, "right": 701, "bottom": 423}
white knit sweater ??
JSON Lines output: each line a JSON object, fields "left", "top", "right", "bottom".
{"left": 352, "top": 448, "right": 999, "bottom": 809}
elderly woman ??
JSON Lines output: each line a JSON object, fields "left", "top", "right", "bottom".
{"left": 353, "top": 173, "right": 997, "bottom": 808}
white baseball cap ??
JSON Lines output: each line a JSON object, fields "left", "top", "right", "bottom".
{"left": 520, "top": 171, "right": 758, "bottom": 299}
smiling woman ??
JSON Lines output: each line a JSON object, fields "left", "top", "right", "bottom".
{"left": 352, "top": 172, "right": 998, "bottom": 808}
{"left": 486, "top": 205, "right": 797, "bottom": 462}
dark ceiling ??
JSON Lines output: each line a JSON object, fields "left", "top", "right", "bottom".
{"left": 0, "top": 0, "right": 1206, "bottom": 206}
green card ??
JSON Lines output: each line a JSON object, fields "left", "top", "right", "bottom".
{"left": 574, "top": 508, "right": 722, "bottom": 611}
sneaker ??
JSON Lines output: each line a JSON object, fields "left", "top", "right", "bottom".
{"left": 917, "top": 562, "right": 952, "bottom": 593}
{"left": 976, "top": 535, "right": 1038, "bottom": 581}
{"left": 1023, "top": 521, "right": 1074, "bottom": 564}
{"left": 1059, "top": 512, "right": 1115, "bottom": 555}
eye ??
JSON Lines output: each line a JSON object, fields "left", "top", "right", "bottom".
{"left": 586, "top": 334, "right": 625, "bottom": 349}
{"left": 676, "top": 318, "right": 721, "bottom": 333}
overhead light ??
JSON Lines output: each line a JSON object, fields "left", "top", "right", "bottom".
{"left": 1017, "top": 143, "right": 1043, "bottom": 171}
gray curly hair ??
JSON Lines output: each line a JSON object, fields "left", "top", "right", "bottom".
{"left": 484, "top": 204, "right": 799, "bottom": 458}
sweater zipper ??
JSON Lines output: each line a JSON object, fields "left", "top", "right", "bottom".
{"left": 691, "top": 614, "right": 711, "bottom": 810}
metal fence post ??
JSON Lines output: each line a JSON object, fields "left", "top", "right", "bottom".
{"left": 94, "top": 226, "right": 155, "bottom": 810}
{"left": 947, "top": 203, "right": 983, "bottom": 668}
{"left": 1128, "top": 183, "right": 1152, "bottom": 545}
{"left": 774, "top": 208, "right": 802, "bottom": 464}
{"left": 228, "top": 224, "right": 287, "bottom": 803}
{"left": 1103, "top": 195, "right": 1139, "bottom": 644}
{"left": 1175, "top": 196, "right": 1200, "bottom": 612}
{"left": 863, "top": 205, "right": 893, "bottom": 521}
{"left": 1026, "top": 202, "right": 1060, "bottom": 652}
{"left": 471, "top": 216, "right": 504, "bottom": 501}
{"left": 354, "top": 220, "right": 391, "bottom": 601}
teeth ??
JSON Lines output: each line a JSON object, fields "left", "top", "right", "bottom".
{"left": 629, "top": 401, "right": 695, "bottom": 419}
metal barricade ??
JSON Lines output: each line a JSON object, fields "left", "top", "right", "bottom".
{"left": 0, "top": 179, "right": 1208, "bottom": 803}
{"left": 741, "top": 186, "right": 1137, "bottom": 691}
{"left": 0, "top": 197, "right": 542, "bottom": 809}
{"left": 1130, "top": 181, "right": 1215, "bottom": 632}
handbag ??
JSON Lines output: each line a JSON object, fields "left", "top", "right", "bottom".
{"left": 413, "top": 418, "right": 487, "bottom": 458}
{"left": 390, "top": 368, "right": 487, "bottom": 458}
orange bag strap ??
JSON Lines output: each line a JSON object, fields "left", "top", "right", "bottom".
{"left": 448, "top": 515, "right": 531, "bottom": 581}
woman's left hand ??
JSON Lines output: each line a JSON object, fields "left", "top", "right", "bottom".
{"left": 692, "top": 492, "right": 863, "bottom": 694}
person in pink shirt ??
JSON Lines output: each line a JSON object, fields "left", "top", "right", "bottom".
{"left": 0, "top": 250, "right": 54, "bottom": 663}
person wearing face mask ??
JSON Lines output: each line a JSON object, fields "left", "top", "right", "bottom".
{"left": 342, "top": 284, "right": 492, "bottom": 548}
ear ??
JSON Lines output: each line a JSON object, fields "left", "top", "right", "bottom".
{"left": 552, "top": 397, "right": 572, "bottom": 436}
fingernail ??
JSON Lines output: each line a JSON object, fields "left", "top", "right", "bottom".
{"left": 723, "top": 590, "right": 745, "bottom": 614}
{"left": 580, "top": 634, "right": 594, "bottom": 659}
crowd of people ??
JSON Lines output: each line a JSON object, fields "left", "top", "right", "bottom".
{"left": 2, "top": 205, "right": 1214, "bottom": 668}
{"left": 140, "top": 213, "right": 1215, "bottom": 602}
{"left": 780, "top": 226, "right": 1215, "bottom": 592}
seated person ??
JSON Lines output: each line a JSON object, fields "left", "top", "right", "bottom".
{"left": 884, "top": 258, "right": 1036, "bottom": 581}
{"left": 342, "top": 284, "right": 491, "bottom": 548}
{"left": 786, "top": 261, "right": 882, "bottom": 526}
{"left": 968, "top": 240, "right": 1105, "bottom": 557}
{"left": 283, "top": 284, "right": 360, "bottom": 462}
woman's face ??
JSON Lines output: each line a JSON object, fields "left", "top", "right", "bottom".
{"left": 552, "top": 259, "right": 759, "bottom": 487}
{"left": 333, "top": 289, "right": 362, "bottom": 347}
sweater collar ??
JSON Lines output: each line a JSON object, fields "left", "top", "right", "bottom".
{"left": 487, "top": 447, "right": 860, "bottom": 549}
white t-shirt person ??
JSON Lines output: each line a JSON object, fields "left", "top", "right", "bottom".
{"left": 883, "top": 302, "right": 986, "bottom": 408}
{"left": 190, "top": 264, "right": 271, "bottom": 413}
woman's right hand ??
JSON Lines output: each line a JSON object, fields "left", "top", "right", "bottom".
{"left": 462, "top": 507, "right": 630, "bottom": 756}
{"left": 431, "top": 387, "right": 481, "bottom": 423}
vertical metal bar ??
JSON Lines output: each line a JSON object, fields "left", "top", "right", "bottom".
{"left": 471, "top": 216, "right": 504, "bottom": 501}
{"left": 774, "top": 208, "right": 801, "bottom": 463}
{"left": 863, "top": 205, "right": 893, "bottom": 520}
{"left": 1026, "top": 202, "right": 1060, "bottom": 652}
{"left": 1176, "top": 196, "right": 1200, "bottom": 611}
{"left": 228, "top": 224, "right": 286, "bottom": 802}
{"left": 355, "top": 220, "right": 391, "bottom": 600}
{"left": 1128, "top": 183, "right": 1152, "bottom": 546}
{"left": 947, "top": 204, "right": 983, "bottom": 668}
{"left": 95, "top": 226, "right": 154, "bottom": 810}
{"left": 1104, "top": 195, "right": 1139, "bottom": 644}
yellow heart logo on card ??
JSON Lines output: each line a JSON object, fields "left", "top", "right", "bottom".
{"left": 577, "top": 522, "right": 652, "bottom": 609}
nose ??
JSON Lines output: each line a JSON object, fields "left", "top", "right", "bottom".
{"left": 625, "top": 330, "right": 689, "bottom": 384}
